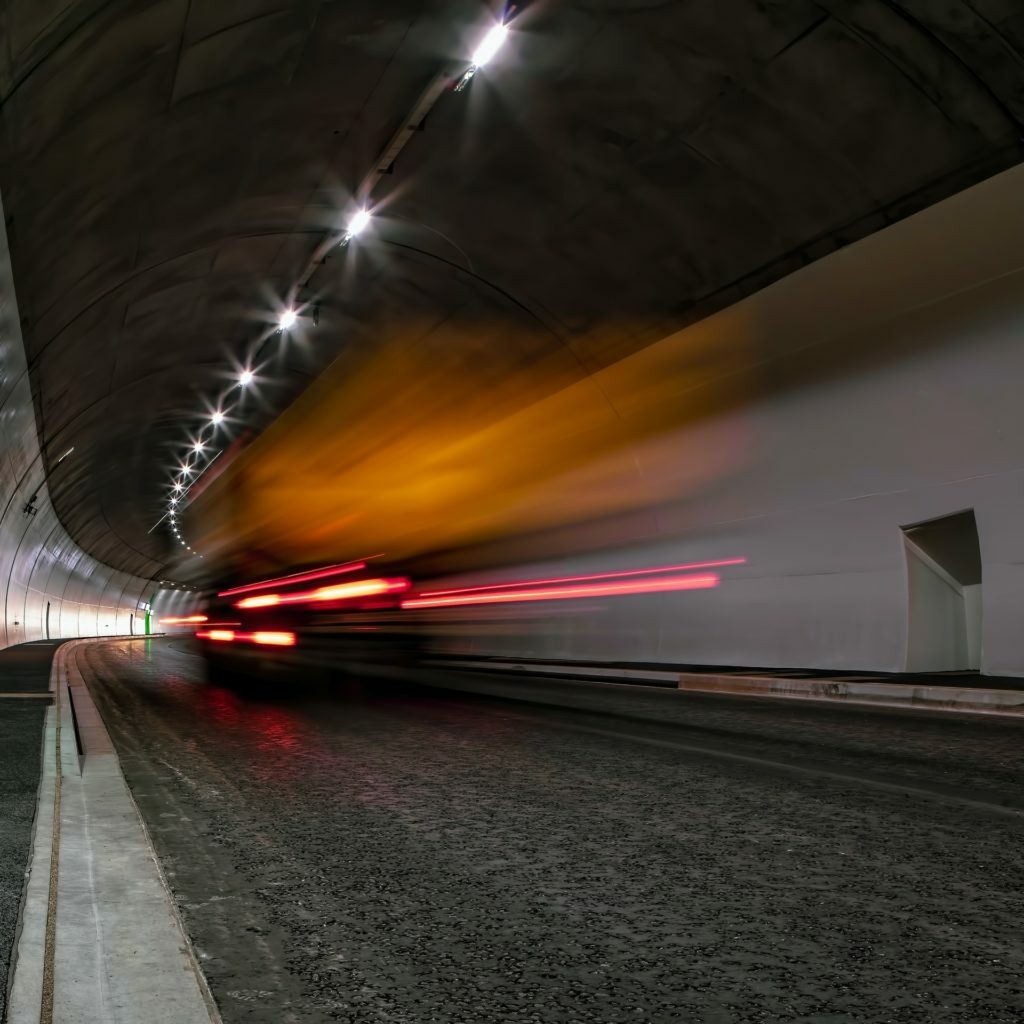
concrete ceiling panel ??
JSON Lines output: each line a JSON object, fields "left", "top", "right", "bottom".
{"left": 0, "top": 0, "right": 1020, "bottom": 578}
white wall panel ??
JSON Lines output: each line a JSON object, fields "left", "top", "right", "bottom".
{"left": 0, "top": 188, "right": 174, "bottom": 649}
{"left": 426, "top": 166, "right": 1024, "bottom": 676}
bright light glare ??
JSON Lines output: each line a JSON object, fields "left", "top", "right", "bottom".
{"left": 251, "top": 631, "right": 296, "bottom": 647}
{"left": 348, "top": 209, "right": 371, "bottom": 237}
{"left": 278, "top": 308, "right": 298, "bottom": 331}
{"left": 210, "top": 410, "right": 225, "bottom": 426}
{"left": 192, "top": 441, "right": 204, "bottom": 453}
{"left": 173, "top": 483, "right": 183, "bottom": 492}
{"left": 472, "top": 23, "right": 507, "bottom": 67}
{"left": 169, "top": 498, "right": 178, "bottom": 506}
{"left": 238, "top": 369, "right": 254, "bottom": 387}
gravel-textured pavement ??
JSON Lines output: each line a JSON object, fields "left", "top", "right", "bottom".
{"left": 0, "top": 642, "right": 57, "bottom": 1021}
{"left": 81, "top": 638, "right": 1024, "bottom": 1024}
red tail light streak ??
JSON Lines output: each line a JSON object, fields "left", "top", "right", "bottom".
{"left": 196, "top": 629, "right": 297, "bottom": 647}
{"left": 235, "top": 577, "right": 410, "bottom": 610}
{"left": 402, "top": 572, "right": 721, "bottom": 610}
{"left": 218, "top": 558, "right": 382, "bottom": 598}
{"left": 199, "top": 629, "right": 236, "bottom": 641}
{"left": 249, "top": 631, "right": 298, "bottom": 646}
{"left": 414, "top": 559, "right": 745, "bottom": 601}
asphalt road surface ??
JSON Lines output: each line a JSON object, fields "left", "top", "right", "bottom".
{"left": 80, "top": 638, "right": 1024, "bottom": 1024}
{"left": 0, "top": 641, "right": 60, "bottom": 1020}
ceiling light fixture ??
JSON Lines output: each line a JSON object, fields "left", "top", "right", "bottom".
{"left": 348, "top": 208, "right": 371, "bottom": 237}
{"left": 472, "top": 22, "right": 508, "bottom": 67}
{"left": 456, "top": 22, "right": 508, "bottom": 89}
{"left": 149, "top": 11, "right": 524, "bottom": 541}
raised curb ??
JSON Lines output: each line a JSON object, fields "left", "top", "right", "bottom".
{"left": 427, "top": 658, "right": 1024, "bottom": 716}
{"left": 673, "top": 673, "right": 1024, "bottom": 715}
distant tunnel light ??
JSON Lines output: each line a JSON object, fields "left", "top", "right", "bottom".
{"left": 192, "top": 441, "right": 204, "bottom": 453}
{"left": 472, "top": 23, "right": 508, "bottom": 67}
{"left": 210, "top": 410, "right": 225, "bottom": 426}
{"left": 402, "top": 573, "right": 721, "bottom": 610}
{"left": 278, "top": 308, "right": 298, "bottom": 331}
{"left": 238, "top": 369, "right": 254, "bottom": 387}
{"left": 235, "top": 576, "right": 409, "bottom": 610}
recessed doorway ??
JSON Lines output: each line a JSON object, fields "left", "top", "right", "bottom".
{"left": 902, "top": 510, "right": 982, "bottom": 672}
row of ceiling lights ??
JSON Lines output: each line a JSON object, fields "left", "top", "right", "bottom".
{"left": 161, "top": 19, "right": 512, "bottom": 565}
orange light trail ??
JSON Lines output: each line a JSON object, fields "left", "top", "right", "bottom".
{"left": 200, "top": 629, "right": 236, "bottom": 641}
{"left": 160, "top": 614, "right": 208, "bottom": 625}
{"left": 249, "top": 631, "right": 297, "bottom": 646}
{"left": 235, "top": 577, "right": 410, "bottom": 610}
{"left": 218, "top": 558, "right": 382, "bottom": 598}
{"left": 416, "top": 559, "right": 745, "bottom": 599}
{"left": 402, "top": 573, "right": 719, "bottom": 609}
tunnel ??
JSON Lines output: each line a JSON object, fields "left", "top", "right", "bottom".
{"left": 0, "top": 3, "right": 1023, "bottom": 1023}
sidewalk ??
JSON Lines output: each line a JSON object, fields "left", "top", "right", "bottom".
{"left": 0, "top": 638, "right": 216, "bottom": 1024}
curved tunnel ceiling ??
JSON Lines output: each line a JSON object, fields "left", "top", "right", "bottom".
{"left": 0, "top": 0, "right": 1022, "bottom": 580}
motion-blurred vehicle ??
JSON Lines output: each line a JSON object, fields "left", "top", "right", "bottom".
{"left": 196, "top": 559, "right": 420, "bottom": 684}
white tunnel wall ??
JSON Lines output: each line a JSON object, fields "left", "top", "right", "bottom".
{"left": 428, "top": 166, "right": 1024, "bottom": 677}
{"left": 0, "top": 188, "right": 174, "bottom": 650}
{"left": 434, "top": 337, "right": 1024, "bottom": 676}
